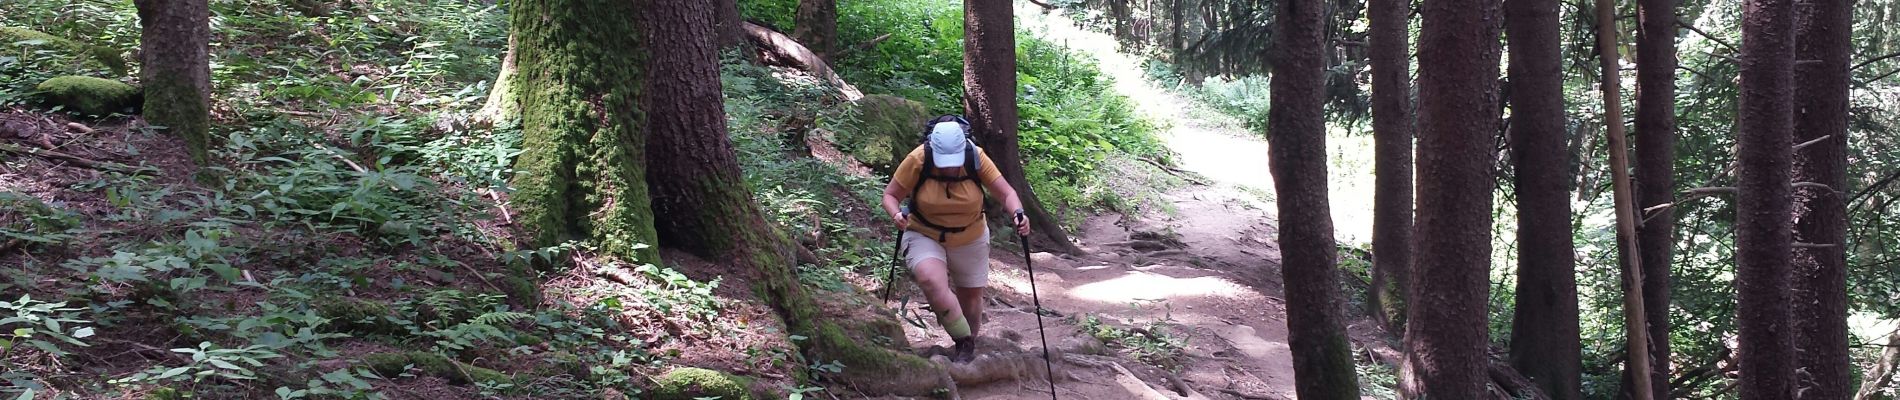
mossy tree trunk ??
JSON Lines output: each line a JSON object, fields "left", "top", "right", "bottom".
{"left": 508, "top": 0, "right": 661, "bottom": 263}
{"left": 1267, "top": 0, "right": 1362, "bottom": 396}
{"left": 132, "top": 0, "right": 212, "bottom": 166}
{"left": 964, "top": 0, "right": 1084, "bottom": 255}
{"left": 638, "top": 0, "right": 935, "bottom": 392}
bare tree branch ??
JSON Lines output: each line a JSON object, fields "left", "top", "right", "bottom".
{"left": 1851, "top": 51, "right": 1900, "bottom": 71}
{"left": 1678, "top": 20, "right": 1740, "bottom": 53}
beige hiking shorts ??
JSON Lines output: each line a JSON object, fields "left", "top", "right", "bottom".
{"left": 901, "top": 229, "right": 991, "bottom": 289}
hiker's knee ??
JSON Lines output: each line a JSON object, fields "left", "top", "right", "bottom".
{"left": 911, "top": 258, "right": 952, "bottom": 288}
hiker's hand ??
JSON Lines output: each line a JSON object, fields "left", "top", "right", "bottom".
{"left": 893, "top": 211, "right": 910, "bottom": 231}
{"left": 1013, "top": 210, "right": 1031, "bottom": 237}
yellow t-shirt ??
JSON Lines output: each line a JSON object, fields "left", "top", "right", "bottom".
{"left": 895, "top": 144, "right": 1004, "bottom": 247}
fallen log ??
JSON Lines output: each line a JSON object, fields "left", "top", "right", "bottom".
{"left": 741, "top": 22, "right": 863, "bottom": 101}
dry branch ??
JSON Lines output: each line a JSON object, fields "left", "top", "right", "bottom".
{"left": 1851, "top": 51, "right": 1900, "bottom": 71}
{"left": 1678, "top": 21, "right": 1740, "bottom": 53}
{"left": 741, "top": 22, "right": 863, "bottom": 101}
{"left": 836, "top": 33, "right": 893, "bottom": 58}
{"left": 0, "top": 142, "right": 141, "bottom": 173}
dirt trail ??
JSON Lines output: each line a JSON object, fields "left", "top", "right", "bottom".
{"left": 889, "top": 134, "right": 1312, "bottom": 400}
{"left": 885, "top": 9, "right": 1305, "bottom": 399}
{"left": 873, "top": 6, "right": 1404, "bottom": 399}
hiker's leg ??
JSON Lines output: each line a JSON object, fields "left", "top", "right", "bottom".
{"left": 904, "top": 233, "right": 970, "bottom": 339}
{"left": 944, "top": 232, "right": 992, "bottom": 337}
{"left": 954, "top": 286, "right": 985, "bottom": 336}
{"left": 912, "top": 260, "right": 970, "bottom": 337}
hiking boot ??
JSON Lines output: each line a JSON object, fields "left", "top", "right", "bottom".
{"left": 952, "top": 337, "right": 976, "bottom": 363}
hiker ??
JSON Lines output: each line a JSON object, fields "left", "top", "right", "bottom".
{"left": 880, "top": 115, "right": 1031, "bottom": 363}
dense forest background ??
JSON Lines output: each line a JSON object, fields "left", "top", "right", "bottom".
{"left": 2, "top": 0, "right": 1899, "bottom": 398}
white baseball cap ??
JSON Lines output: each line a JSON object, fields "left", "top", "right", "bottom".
{"left": 928, "top": 122, "right": 967, "bottom": 167}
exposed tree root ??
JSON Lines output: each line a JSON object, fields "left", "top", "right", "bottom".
{"left": 0, "top": 142, "right": 141, "bottom": 173}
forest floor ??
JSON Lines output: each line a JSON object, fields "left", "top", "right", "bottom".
{"left": 876, "top": 7, "right": 1399, "bottom": 399}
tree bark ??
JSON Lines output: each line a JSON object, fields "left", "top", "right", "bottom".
{"left": 1401, "top": 0, "right": 1501, "bottom": 395}
{"left": 1595, "top": 0, "right": 1657, "bottom": 396}
{"left": 964, "top": 0, "right": 1083, "bottom": 255}
{"left": 1171, "top": 0, "right": 1186, "bottom": 60}
{"left": 1268, "top": 0, "right": 1363, "bottom": 396}
{"left": 638, "top": 0, "right": 935, "bottom": 394}
{"left": 1624, "top": 0, "right": 1678, "bottom": 396}
{"left": 508, "top": 0, "right": 661, "bottom": 263}
{"left": 793, "top": 0, "right": 838, "bottom": 64}
{"left": 1505, "top": 0, "right": 1581, "bottom": 395}
{"left": 1736, "top": 0, "right": 1798, "bottom": 395}
{"left": 133, "top": 0, "right": 212, "bottom": 166}
{"left": 1369, "top": 0, "right": 1414, "bottom": 330}
{"left": 1791, "top": 0, "right": 1853, "bottom": 396}
{"left": 715, "top": 0, "right": 745, "bottom": 49}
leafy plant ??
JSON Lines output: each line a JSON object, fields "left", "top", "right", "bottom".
{"left": 111, "top": 342, "right": 284, "bottom": 386}
{"left": 0, "top": 295, "right": 94, "bottom": 395}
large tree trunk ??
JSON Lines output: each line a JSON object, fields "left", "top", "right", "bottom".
{"left": 715, "top": 0, "right": 745, "bottom": 49}
{"left": 1170, "top": 0, "right": 1185, "bottom": 60}
{"left": 508, "top": 0, "right": 661, "bottom": 263}
{"left": 1595, "top": 0, "right": 1657, "bottom": 396}
{"left": 1790, "top": 0, "right": 1853, "bottom": 396}
{"left": 1504, "top": 0, "right": 1582, "bottom": 396}
{"left": 1736, "top": 0, "right": 1798, "bottom": 395}
{"left": 1401, "top": 0, "right": 1501, "bottom": 395}
{"left": 1268, "top": 0, "right": 1362, "bottom": 397}
{"left": 964, "top": 0, "right": 1083, "bottom": 255}
{"left": 133, "top": 0, "right": 212, "bottom": 166}
{"left": 793, "top": 0, "right": 838, "bottom": 64}
{"left": 1624, "top": 0, "right": 1678, "bottom": 396}
{"left": 637, "top": 0, "right": 935, "bottom": 394}
{"left": 1368, "top": 0, "right": 1413, "bottom": 330}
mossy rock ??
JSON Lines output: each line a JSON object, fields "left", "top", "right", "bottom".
{"left": 363, "top": 351, "right": 511, "bottom": 385}
{"left": 315, "top": 298, "right": 400, "bottom": 336}
{"left": 1, "top": 27, "right": 128, "bottom": 75}
{"left": 35, "top": 76, "right": 138, "bottom": 116}
{"left": 650, "top": 367, "right": 755, "bottom": 400}
{"left": 842, "top": 94, "right": 931, "bottom": 174}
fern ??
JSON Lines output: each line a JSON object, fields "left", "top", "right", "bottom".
{"left": 470, "top": 311, "right": 532, "bottom": 326}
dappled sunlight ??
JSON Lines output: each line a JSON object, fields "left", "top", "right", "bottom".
{"left": 1065, "top": 269, "right": 1253, "bottom": 303}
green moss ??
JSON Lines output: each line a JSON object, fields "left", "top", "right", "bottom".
{"left": 316, "top": 298, "right": 398, "bottom": 335}
{"left": 0, "top": 27, "right": 128, "bottom": 76}
{"left": 842, "top": 95, "right": 930, "bottom": 173}
{"left": 650, "top": 367, "right": 754, "bottom": 400}
{"left": 532, "top": 351, "right": 589, "bottom": 379}
{"left": 147, "top": 387, "right": 183, "bottom": 400}
{"left": 35, "top": 76, "right": 138, "bottom": 116}
{"left": 507, "top": 0, "right": 660, "bottom": 264}
{"left": 363, "top": 351, "right": 511, "bottom": 385}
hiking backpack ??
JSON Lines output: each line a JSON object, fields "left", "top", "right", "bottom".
{"left": 909, "top": 115, "right": 989, "bottom": 242}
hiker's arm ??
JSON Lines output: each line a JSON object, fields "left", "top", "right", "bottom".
{"left": 882, "top": 180, "right": 910, "bottom": 230}
{"left": 984, "top": 176, "right": 1030, "bottom": 235}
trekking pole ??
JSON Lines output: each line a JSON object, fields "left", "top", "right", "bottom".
{"left": 882, "top": 207, "right": 909, "bottom": 303}
{"left": 1017, "top": 213, "right": 1058, "bottom": 400}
